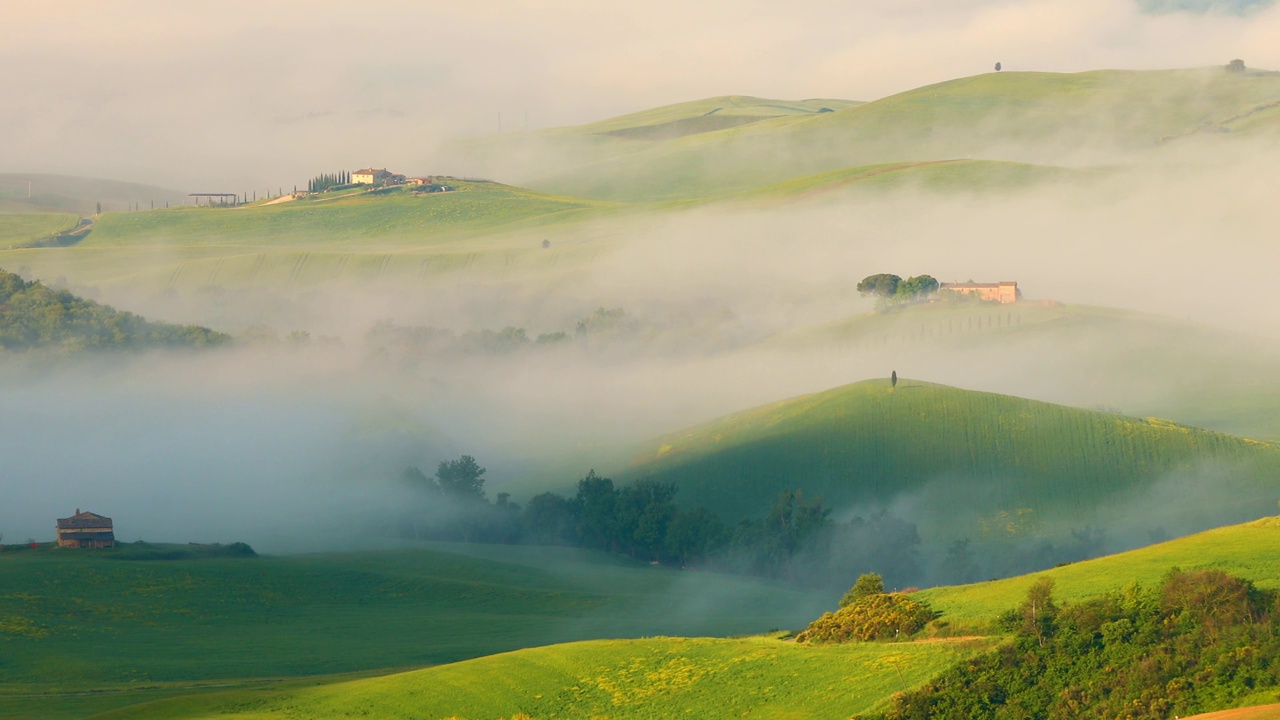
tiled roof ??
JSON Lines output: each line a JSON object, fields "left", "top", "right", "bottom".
{"left": 56, "top": 511, "right": 113, "bottom": 529}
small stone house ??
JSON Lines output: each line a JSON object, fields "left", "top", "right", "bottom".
{"left": 939, "top": 281, "right": 1020, "bottom": 304}
{"left": 56, "top": 509, "right": 115, "bottom": 548}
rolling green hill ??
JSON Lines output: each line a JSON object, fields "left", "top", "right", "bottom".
{"left": 573, "top": 94, "right": 862, "bottom": 138}
{"left": 0, "top": 213, "right": 80, "bottom": 248}
{"left": 623, "top": 379, "right": 1280, "bottom": 544}
{"left": 84, "top": 636, "right": 993, "bottom": 720}
{"left": 920, "top": 516, "right": 1280, "bottom": 631}
{"left": 0, "top": 180, "right": 628, "bottom": 293}
{"left": 63, "top": 516, "right": 1280, "bottom": 720}
{"left": 464, "top": 68, "right": 1280, "bottom": 201}
{"left": 773, "top": 301, "right": 1280, "bottom": 441}
{"left": 736, "top": 159, "right": 1096, "bottom": 203}
{"left": 84, "top": 181, "right": 613, "bottom": 247}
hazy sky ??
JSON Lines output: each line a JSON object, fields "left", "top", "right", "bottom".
{"left": 2, "top": 0, "right": 1278, "bottom": 188}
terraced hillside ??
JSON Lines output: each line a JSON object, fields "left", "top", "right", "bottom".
{"left": 461, "top": 68, "right": 1280, "bottom": 200}
{"left": 624, "top": 379, "right": 1280, "bottom": 543}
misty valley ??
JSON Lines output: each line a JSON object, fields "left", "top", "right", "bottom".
{"left": 5, "top": 24, "right": 1280, "bottom": 720}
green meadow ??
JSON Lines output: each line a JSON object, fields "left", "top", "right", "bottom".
{"left": 0, "top": 541, "right": 826, "bottom": 719}
{"left": 0, "top": 213, "right": 79, "bottom": 248}
{"left": 84, "top": 182, "right": 613, "bottom": 247}
{"left": 49, "top": 516, "right": 1280, "bottom": 720}
{"left": 86, "top": 636, "right": 994, "bottom": 720}
{"left": 483, "top": 68, "right": 1280, "bottom": 201}
{"left": 920, "top": 516, "right": 1280, "bottom": 631}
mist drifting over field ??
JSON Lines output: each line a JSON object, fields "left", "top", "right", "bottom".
{"left": 5, "top": 143, "right": 1280, "bottom": 561}
{"left": 3, "top": 0, "right": 1280, "bottom": 188}
{"left": 4, "top": 1, "right": 1280, "bottom": 587}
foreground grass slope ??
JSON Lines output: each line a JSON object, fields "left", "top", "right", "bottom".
{"left": 0, "top": 542, "right": 824, "bottom": 687}
{"left": 92, "top": 636, "right": 993, "bottom": 720}
{"left": 625, "top": 379, "right": 1280, "bottom": 539}
{"left": 921, "top": 516, "right": 1280, "bottom": 631}
{"left": 83, "top": 516, "right": 1280, "bottom": 720}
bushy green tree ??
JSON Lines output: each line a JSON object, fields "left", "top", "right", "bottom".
{"left": 857, "top": 273, "right": 902, "bottom": 297}
{"left": 840, "top": 572, "right": 886, "bottom": 608}
{"left": 897, "top": 275, "right": 939, "bottom": 299}
{"left": 435, "top": 455, "right": 487, "bottom": 503}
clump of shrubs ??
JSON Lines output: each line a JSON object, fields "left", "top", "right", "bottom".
{"left": 797, "top": 573, "right": 937, "bottom": 644}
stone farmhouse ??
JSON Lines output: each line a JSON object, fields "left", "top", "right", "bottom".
{"left": 56, "top": 509, "right": 115, "bottom": 548}
{"left": 351, "top": 168, "right": 406, "bottom": 186}
{"left": 939, "top": 280, "right": 1020, "bottom": 304}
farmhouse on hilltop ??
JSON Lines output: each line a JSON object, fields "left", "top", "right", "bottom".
{"left": 56, "top": 509, "right": 115, "bottom": 548}
{"left": 353, "top": 167, "right": 407, "bottom": 185}
{"left": 939, "top": 280, "right": 1020, "bottom": 304}
{"left": 351, "top": 168, "right": 406, "bottom": 187}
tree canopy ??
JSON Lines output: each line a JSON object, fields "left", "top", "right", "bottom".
{"left": 856, "top": 273, "right": 902, "bottom": 297}
{"left": 0, "top": 268, "right": 228, "bottom": 354}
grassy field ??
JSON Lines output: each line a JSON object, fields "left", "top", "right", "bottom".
{"left": 920, "top": 516, "right": 1280, "bottom": 632}
{"left": 85, "top": 635, "right": 995, "bottom": 720}
{"left": 0, "top": 541, "right": 828, "bottom": 718}
{"left": 475, "top": 69, "right": 1280, "bottom": 201}
{"left": 744, "top": 159, "right": 1093, "bottom": 199}
{"left": 623, "top": 379, "right": 1280, "bottom": 542}
{"left": 0, "top": 180, "right": 632, "bottom": 292}
{"left": 27, "top": 516, "right": 1280, "bottom": 720}
{"left": 0, "top": 213, "right": 79, "bottom": 248}
{"left": 83, "top": 182, "right": 613, "bottom": 247}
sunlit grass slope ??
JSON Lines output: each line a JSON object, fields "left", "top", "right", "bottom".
{"left": 777, "top": 301, "right": 1280, "bottom": 442}
{"left": 91, "top": 636, "right": 993, "bottom": 720}
{"left": 625, "top": 379, "right": 1280, "bottom": 532}
{"left": 0, "top": 542, "right": 824, "bottom": 686}
{"left": 85, "top": 181, "right": 611, "bottom": 246}
{"left": 0, "top": 212, "right": 78, "bottom": 247}
{"left": 0, "top": 181, "right": 625, "bottom": 291}
{"left": 573, "top": 94, "right": 862, "bottom": 139}
{"left": 515, "top": 68, "right": 1280, "bottom": 200}
{"left": 739, "top": 159, "right": 1095, "bottom": 202}
{"left": 920, "top": 516, "right": 1280, "bottom": 631}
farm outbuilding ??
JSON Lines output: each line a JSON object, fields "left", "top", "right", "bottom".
{"left": 56, "top": 509, "right": 115, "bottom": 548}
